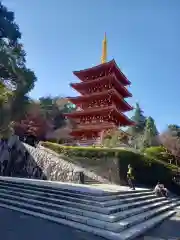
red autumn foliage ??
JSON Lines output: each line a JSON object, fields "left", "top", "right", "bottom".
{"left": 14, "top": 113, "right": 50, "bottom": 140}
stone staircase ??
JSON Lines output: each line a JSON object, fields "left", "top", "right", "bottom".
{"left": 84, "top": 175, "right": 101, "bottom": 184}
{"left": 0, "top": 177, "right": 179, "bottom": 240}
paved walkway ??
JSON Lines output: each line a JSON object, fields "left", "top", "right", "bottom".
{"left": 0, "top": 207, "right": 105, "bottom": 240}
{"left": 91, "top": 184, "right": 149, "bottom": 192}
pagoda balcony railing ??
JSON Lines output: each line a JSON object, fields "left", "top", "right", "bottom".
{"left": 74, "top": 104, "right": 111, "bottom": 112}
{"left": 86, "top": 84, "right": 127, "bottom": 95}
{"left": 75, "top": 104, "right": 127, "bottom": 114}
{"left": 87, "top": 105, "right": 126, "bottom": 112}
{"left": 81, "top": 103, "right": 112, "bottom": 110}
{"left": 76, "top": 103, "right": 127, "bottom": 112}
{"left": 74, "top": 122, "right": 117, "bottom": 129}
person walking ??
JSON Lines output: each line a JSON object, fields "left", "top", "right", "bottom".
{"left": 127, "top": 164, "right": 135, "bottom": 190}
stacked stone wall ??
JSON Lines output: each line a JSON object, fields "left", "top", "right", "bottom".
{"left": 0, "top": 136, "right": 114, "bottom": 184}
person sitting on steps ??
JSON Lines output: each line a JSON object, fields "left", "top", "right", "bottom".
{"left": 127, "top": 164, "right": 135, "bottom": 190}
{"left": 154, "top": 182, "right": 168, "bottom": 197}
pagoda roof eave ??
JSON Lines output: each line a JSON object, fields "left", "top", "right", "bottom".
{"left": 70, "top": 74, "right": 132, "bottom": 98}
{"left": 73, "top": 61, "right": 112, "bottom": 78}
{"left": 64, "top": 106, "right": 134, "bottom": 126}
{"left": 68, "top": 89, "right": 133, "bottom": 111}
{"left": 73, "top": 59, "right": 131, "bottom": 85}
{"left": 112, "top": 59, "right": 131, "bottom": 85}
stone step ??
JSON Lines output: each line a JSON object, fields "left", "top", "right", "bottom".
{"left": 111, "top": 199, "right": 176, "bottom": 222}
{"left": 0, "top": 187, "right": 173, "bottom": 223}
{"left": 0, "top": 178, "right": 178, "bottom": 239}
{"left": 84, "top": 176, "right": 100, "bottom": 184}
{"left": 102, "top": 194, "right": 159, "bottom": 207}
{"left": 0, "top": 185, "right": 103, "bottom": 207}
{"left": 0, "top": 193, "right": 178, "bottom": 234}
{"left": 0, "top": 183, "right": 154, "bottom": 207}
{"left": 85, "top": 181, "right": 100, "bottom": 184}
{"left": 112, "top": 200, "right": 180, "bottom": 232}
{"left": 142, "top": 237, "right": 167, "bottom": 240}
{"left": 0, "top": 199, "right": 175, "bottom": 240}
{"left": 118, "top": 211, "right": 175, "bottom": 240}
{"left": 0, "top": 186, "right": 165, "bottom": 215}
{"left": 101, "top": 191, "right": 153, "bottom": 202}
{"left": 0, "top": 178, "right": 150, "bottom": 200}
{"left": 105, "top": 197, "right": 168, "bottom": 215}
{"left": 0, "top": 180, "right": 153, "bottom": 202}
{"left": 0, "top": 179, "right": 111, "bottom": 197}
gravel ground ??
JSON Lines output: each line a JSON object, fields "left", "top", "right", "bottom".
{"left": 0, "top": 207, "right": 106, "bottom": 240}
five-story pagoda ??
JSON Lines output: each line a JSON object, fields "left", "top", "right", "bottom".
{"left": 64, "top": 34, "right": 134, "bottom": 145}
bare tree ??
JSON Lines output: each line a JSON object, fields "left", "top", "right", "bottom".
{"left": 159, "top": 132, "right": 180, "bottom": 166}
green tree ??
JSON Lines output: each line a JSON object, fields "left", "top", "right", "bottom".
{"left": 132, "top": 103, "right": 146, "bottom": 133}
{"left": 39, "top": 97, "right": 75, "bottom": 130}
{"left": 128, "top": 103, "right": 146, "bottom": 136}
{"left": 0, "top": 2, "right": 36, "bottom": 138}
{"left": 168, "top": 124, "right": 180, "bottom": 137}
{"left": 142, "top": 116, "right": 159, "bottom": 148}
{"left": 0, "top": 1, "right": 21, "bottom": 44}
{"left": 126, "top": 103, "right": 146, "bottom": 149}
{"left": 39, "top": 96, "right": 58, "bottom": 121}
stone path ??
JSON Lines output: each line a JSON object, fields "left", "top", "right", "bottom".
{"left": 0, "top": 207, "right": 105, "bottom": 240}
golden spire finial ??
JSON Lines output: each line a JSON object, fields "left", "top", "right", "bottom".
{"left": 101, "top": 32, "right": 107, "bottom": 64}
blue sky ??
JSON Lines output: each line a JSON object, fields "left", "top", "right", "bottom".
{"left": 3, "top": 0, "right": 180, "bottom": 131}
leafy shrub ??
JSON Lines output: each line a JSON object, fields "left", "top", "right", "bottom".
{"left": 143, "top": 146, "right": 167, "bottom": 160}
{"left": 144, "top": 146, "right": 178, "bottom": 170}
{"left": 42, "top": 142, "right": 178, "bottom": 188}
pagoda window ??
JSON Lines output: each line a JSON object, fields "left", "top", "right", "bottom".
{"left": 91, "top": 116, "right": 96, "bottom": 123}
{"left": 96, "top": 115, "right": 99, "bottom": 121}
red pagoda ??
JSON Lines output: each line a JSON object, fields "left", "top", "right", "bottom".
{"left": 64, "top": 34, "right": 134, "bottom": 145}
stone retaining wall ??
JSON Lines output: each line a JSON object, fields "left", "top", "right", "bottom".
{"left": 26, "top": 144, "right": 110, "bottom": 183}
{"left": 0, "top": 136, "right": 112, "bottom": 184}
{"left": 38, "top": 145, "right": 120, "bottom": 184}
